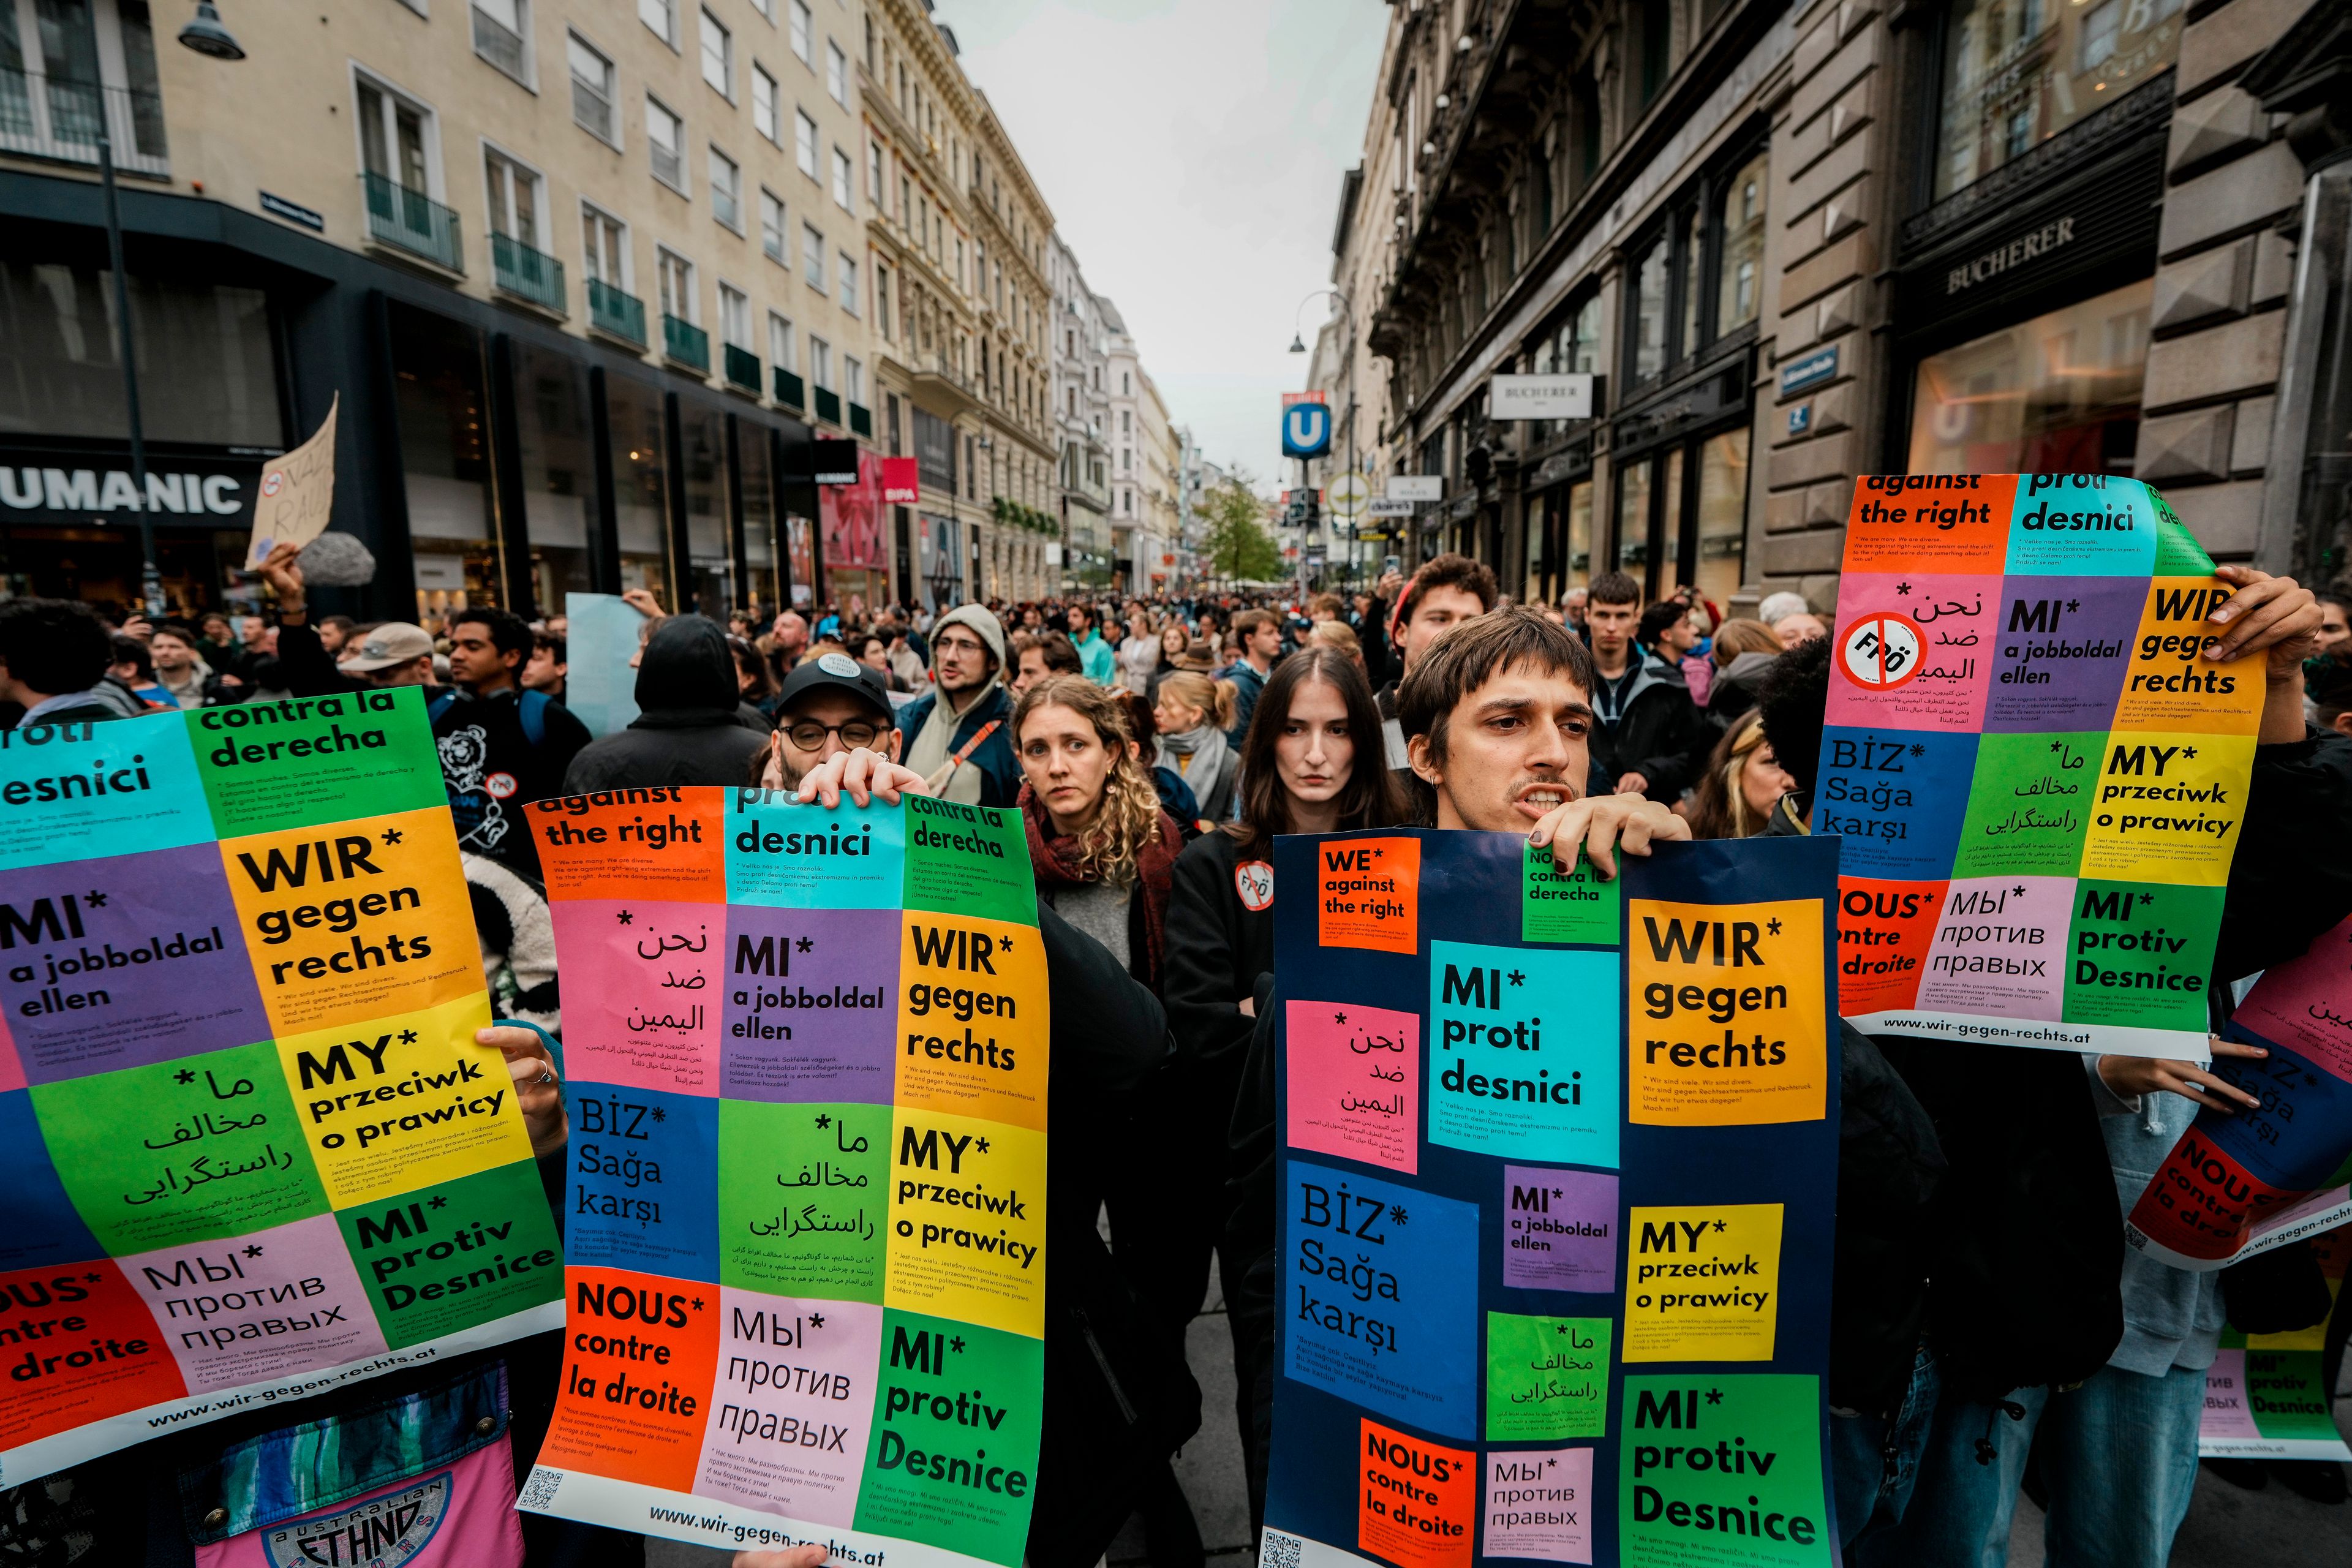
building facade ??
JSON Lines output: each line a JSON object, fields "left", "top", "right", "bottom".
{"left": 1047, "top": 230, "right": 1114, "bottom": 589}
{"left": 1325, "top": 0, "right": 2345, "bottom": 620}
{"left": 1, "top": 0, "right": 894, "bottom": 622}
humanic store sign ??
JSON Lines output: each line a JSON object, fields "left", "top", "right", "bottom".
{"left": 0, "top": 448, "right": 262, "bottom": 527}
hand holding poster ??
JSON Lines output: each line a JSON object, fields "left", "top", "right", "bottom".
{"left": 0, "top": 690, "right": 560, "bottom": 1480}
{"left": 246, "top": 394, "right": 339, "bottom": 566}
{"left": 1262, "top": 831, "right": 1840, "bottom": 1568}
{"left": 1822, "top": 473, "right": 2263, "bottom": 1057}
{"left": 516, "top": 787, "right": 1052, "bottom": 1564}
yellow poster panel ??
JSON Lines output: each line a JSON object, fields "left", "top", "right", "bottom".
{"left": 2110, "top": 579, "right": 2264, "bottom": 736}
{"left": 884, "top": 1108, "right": 1046, "bottom": 1340}
{"left": 275, "top": 991, "right": 530, "bottom": 1207}
{"left": 2079, "top": 732, "right": 2255, "bottom": 886}
{"left": 1625, "top": 900, "right": 1827, "bottom": 1126}
{"left": 1624, "top": 1204, "right": 1783, "bottom": 1363}
{"left": 221, "top": 806, "right": 480, "bottom": 1035}
{"left": 894, "top": 913, "right": 1050, "bottom": 1132}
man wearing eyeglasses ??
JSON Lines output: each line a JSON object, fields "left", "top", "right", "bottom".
{"left": 755, "top": 653, "right": 907, "bottom": 790}
{"left": 897, "top": 604, "right": 1021, "bottom": 807}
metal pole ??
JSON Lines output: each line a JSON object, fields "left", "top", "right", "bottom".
{"left": 99, "top": 129, "right": 164, "bottom": 617}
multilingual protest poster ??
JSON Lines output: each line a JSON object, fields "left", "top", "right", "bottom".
{"left": 2198, "top": 1229, "right": 2352, "bottom": 1463}
{"left": 2127, "top": 911, "right": 2352, "bottom": 1270}
{"left": 0, "top": 690, "right": 560, "bottom": 1480}
{"left": 1261, "top": 829, "right": 1841, "bottom": 1568}
{"left": 516, "top": 787, "right": 1051, "bottom": 1564}
{"left": 1819, "top": 474, "right": 2264, "bottom": 1057}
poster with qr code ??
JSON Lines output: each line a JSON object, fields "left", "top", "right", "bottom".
{"left": 1262, "top": 830, "right": 1841, "bottom": 1568}
{"left": 514, "top": 788, "right": 1049, "bottom": 1567}
{"left": 1820, "top": 473, "right": 2262, "bottom": 1058}
{"left": 0, "top": 691, "right": 561, "bottom": 1481}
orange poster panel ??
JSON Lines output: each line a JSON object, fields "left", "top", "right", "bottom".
{"left": 1317, "top": 837, "right": 1421, "bottom": 956}
{"left": 1841, "top": 474, "right": 2015, "bottom": 575}
{"left": 539, "top": 1267, "right": 721, "bottom": 1494}
{"left": 529, "top": 790, "right": 726, "bottom": 903}
{"left": 1357, "top": 1419, "right": 1474, "bottom": 1568}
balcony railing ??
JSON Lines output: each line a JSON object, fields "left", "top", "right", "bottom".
{"left": 724, "top": 344, "right": 761, "bottom": 394}
{"left": 571, "top": 77, "right": 614, "bottom": 143}
{"left": 813, "top": 386, "right": 842, "bottom": 426}
{"left": 472, "top": 4, "right": 527, "bottom": 80}
{"left": 0, "top": 68, "right": 169, "bottom": 178}
{"left": 491, "top": 233, "right": 565, "bottom": 313}
{"left": 663, "top": 313, "right": 710, "bottom": 372}
{"left": 586, "top": 277, "right": 646, "bottom": 345}
{"left": 362, "top": 172, "right": 463, "bottom": 272}
{"left": 848, "top": 401, "right": 873, "bottom": 439}
{"left": 774, "top": 369, "right": 806, "bottom": 410}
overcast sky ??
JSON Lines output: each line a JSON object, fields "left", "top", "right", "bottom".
{"left": 946, "top": 0, "right": 1385, "bottom": 494}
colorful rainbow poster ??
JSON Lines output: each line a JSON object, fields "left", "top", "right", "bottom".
{"left": 1261, "top": 831, "right": 1841, "bottom": 1568}
{"left": 515, "top": 788, "right": 1050, "bottom": 1565}
{"left": 2199, "top": 1230, "right": 2352, "bottom": 1461}
{"left": 0, "top": 691, "right": 560, "bottom": 1479}
{"left": 1821, "top": 475, "right": 2263, "bottom": 1057}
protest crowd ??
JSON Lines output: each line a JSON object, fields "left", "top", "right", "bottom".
{"left": 2, "top": 543, "right": 2350, "bottom": 1568}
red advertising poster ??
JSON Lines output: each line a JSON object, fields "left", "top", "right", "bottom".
{"left": 881, "top": 456, "right": 919, "bottom": 504}
{"left": 820, "top": 453, "right": 886, "bottom": 571}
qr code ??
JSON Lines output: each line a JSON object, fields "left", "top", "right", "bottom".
{"left": 517, "top": 1466, "right": 564, "bottom": 1512}
{"left": 1260, "top": 1529, "right": 1305, "bottom": 1568}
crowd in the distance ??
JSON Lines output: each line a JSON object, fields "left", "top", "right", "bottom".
{"left": 0, "top": 544, "right": 2349, "bottom": 1568}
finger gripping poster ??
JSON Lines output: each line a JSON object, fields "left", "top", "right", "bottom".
{"left": 516, "top": 788, "right": 1050, "bottom": 1567}
{"left": 0, "top": 692, "right": 560, "bottom": 1481}
{"left": 1263, "top": 831, "right": 1841, "bottom": 1568}
{"left": 1822, "top": 474, "right": 2263, "bottom": 1057}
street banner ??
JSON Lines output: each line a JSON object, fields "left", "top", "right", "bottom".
{"left": 2126, "top": 911, "right": 2352, "bottom": 1270}
{"left": 2198, "top": 1229, "right": 2352, "bottom": 1461}
{"left": 246, "top": 394, "right": 339, "bottom": 565}
{"left": 0, "top": 690, "right": 560, "bottom": 1479}
{"left": 516, "top": 788, "right": 1050, "bottom": 1564}
{"left": 1821, "top": 474, "right": 2263, "bottom": 1057}
{"left": 1261, "top": 830, "right": 1841, "bottom": 1568}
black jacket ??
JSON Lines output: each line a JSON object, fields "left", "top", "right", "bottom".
{"left": 1163, "top": 831, "right": 1275, "bottom": 1074}
{"left": 562, "top": 616, "right": 768, "bottom": 792}
{"left": 1588, "top": 652, "right": 1713, "bottom": 801}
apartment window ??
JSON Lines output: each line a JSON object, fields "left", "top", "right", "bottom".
{"left": 709, "top": 145, "right": 742, "bottom": 230}
{"left": 581, "top": 203, "right": 628, "bottom": 285}
{"left": 568, "top": 32, "right": 617, "bottom": 144}
{"left": 789, "top": 0, "right": 811, "bottom": 64}
{"left": 760, "top": 189, "right": 786, "bottom": 262}
{"left": 802, "top": 224, "right": 826, "bottom": 288}
{"left": 646, "top": 97, "right": 685, "bottom": 192}
{"left": 356, "top": 76, "right": 437, "bottom": 197}
{"left": 826, "top": 40, "right": 848, "bottom": 104}
{"left": 839, "top": 254, "right": 859, "bottom": 315}
{"left": 472, "top": 0, "right": 530, "bottom": 83}
{"left": 1623, "top": 140, "right": 1771, "bottom": 385}
{"left": 1121, "top": 372, "right": 1131, "bottom": 396}
{"left": 769, "top": 312, "right": 796, "bottom": 373}
{"left": 657, "top": 247, "right": 695, "bottom": 321}
{"left": 876, "top": 263, "right": 892, "bottom": 338}
{"left": 867, "top": 139, "right": 883, "bottom": 204}
{"left": 1120, "top": 410, "right": 1130, "bottom": 434}
{"left": 749, "top": 0, "right": 772, "bottom": 17}
{"left": 810, "top": 336, "right": 832, "bottom": 390}
{"left": 752, "top": 64, "right": 778, "bottom": 141}
{"left": 639, "top": 0, "right": 676, "bottom": 48}
{"left": 831, "top": 147, "right": 854, "bottom": 210}
{"left": 719, "top": 282, "right": 750, "bottom": 347}
{"left": 1716, "top": 147, "right": 1768, "bottom": 334}
{"left": 795, "top": 110, "right": 818, "bottom": 178}
{"left": 483, "top": 148, "right": 541, "bottom": 246}
{"left": 846, "top": 357, "right": 865, "bottom": 405}
{"left": 1932, "top": 0, "right": 2180, "bottom": 202}
{"left": 699, "top": 9, "right": 731, "bottom": 97}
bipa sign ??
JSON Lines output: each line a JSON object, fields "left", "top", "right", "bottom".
{"left": 1, "top": 466, "right": 247, "bottom": 518}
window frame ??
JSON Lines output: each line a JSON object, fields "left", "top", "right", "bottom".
{"left": 656, "top": 244, "right": 698, "bottom": 323}
{"left": 831, "top": 145, "right": 854, "bottom": 211}
{"left": 1617, "top": 126, "right": 1769, "bottom": 391}
{"left": 639, "top": 0, "right": 677, "bottom": 50}
{"left": 789, "top": 0, "right": 812, "bottom": 66}
{"left": 351, "top": 66, "right": 445, "bottom": 200}
{"left": 646, "top": 94, "right": 688, "bottom": 195}
{"left": 795, "top": 109, "right": 820, "bottom": 179}
{"left": 480, "top": 139, "right": 548, "bottom": 249}
{"left": 769, "top": 311, "right": 797, "bottom": 374}
{"left": 759, "top": 187, "right": 788, "bottom": 265}
{"left": 567, "top": 29, "right": 620, "bottom": 147}
{"left": 839, "top": 252, "right": 859, "bottom": 315}
{"left": 709, "top": 143, "right": 743, "bottom": 232}
{"left": 752, "top": 62, "right": 780, "bottom": 143}
{"left": 802, "top": 222, "right": 827, "bottom": 290}
{"left": 826, "top": 39, "right": 848, "bottom": 105}
{"left": 471, "top": 0, "right": 534, "bottom": 88}
{"left": 717, "top": 279, "right": 752, "bottom": 350}
{"left": 699, "top": 7, "right": 733, "bottom": 100}
{"left": 579, "top": 198, "right": 633, "bottom": 290}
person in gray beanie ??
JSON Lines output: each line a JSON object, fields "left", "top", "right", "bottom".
{"left": 896, "top": 603, "right": 1020, "bottom": 807}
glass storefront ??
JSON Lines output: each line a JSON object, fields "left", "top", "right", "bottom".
{"left": 1934, "top": 0, "right": 2182, "bottom": 202}
{"left": 511, "top": 341, "right": 594, "bottom": 615}
{"left": 1614, "top": 429, "right": 1748, "bottom": 602}
{"left": 1693, "top": 428, "right": 1748, "bottom": 609}
{"left": 679, "top": 400, "right": 732, "bottom": 618}
{"left": 1906, "top": 277, "right": 2152, "bottom": 475}
{"left": 1615, "top": 459, "right": 1651, "bottom": 577}
{"left": 388, "top": 301, "right": 499, "bottom": 624}
{"left": 604, "top": 374, "right": 670, "bottom": 601}
{"left": 1566, "top": 480, "right": 1593, "bottom": 587}
{"left": 741, "top": 425, "right": 778, "bottom": 619}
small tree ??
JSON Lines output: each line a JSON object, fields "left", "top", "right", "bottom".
{"left": 1200, "top": 474, "right": 1281, "bottom": 583}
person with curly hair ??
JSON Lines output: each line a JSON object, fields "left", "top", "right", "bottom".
{"left": 1011, "top": 674, "right": 1186, "bottom": 990}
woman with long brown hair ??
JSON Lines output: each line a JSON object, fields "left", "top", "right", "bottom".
{"left": 1011, "top": 674, "right": 1188, "bottom": 989}
{"left": 1156, "top": 647, "right": 1410, "bottom": 1516}
{"left": 1684, "top": 707, "right": 1796, "bottom": 839}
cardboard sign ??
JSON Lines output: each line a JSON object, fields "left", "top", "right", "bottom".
{"left": 246, "top": 394, "right": 339, "bottom": 565}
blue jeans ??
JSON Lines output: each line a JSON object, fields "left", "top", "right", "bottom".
{"left": 1831, "top": 1344, "right": 1941, "bottom": 1555}
{"left": 1874, "top": 1362, "right": 2206, "bottom": 1568}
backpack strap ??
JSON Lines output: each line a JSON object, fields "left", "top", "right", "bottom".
{"left": 427, "top": 690, "right": 457, "bottom": 727}
{"left": 517, "top": 688, "right": 550, "bottom": 747}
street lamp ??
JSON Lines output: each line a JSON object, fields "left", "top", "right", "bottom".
{"left": 178, "top": 1, "right": 246, "bottom": 59}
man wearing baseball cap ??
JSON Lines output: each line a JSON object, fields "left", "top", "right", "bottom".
{"left": 754, "top": 651, "right": 905, "bottom": 790}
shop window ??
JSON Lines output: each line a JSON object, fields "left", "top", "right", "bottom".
{"left": 1932, "top": 0, "right": 2182, "bottom": 203}
{"left": 510, "top": 341, "right": 594, "bottom": 612}
{"left": 1615, "top": 458, "right": 1652, "bottom": 576}
{"left": 741, "top": 415, "right": 779, "bottom": 618}
{"left": 602, "top": 374, "right": 669, "bottom": 602}
{"left": 1906, "top": 277, "right": 2152, "bottom": 475}
{"left": 0, "top": 260, "right": 279, "bottom": 445}
{"left": 679, "top": 399, "right": 730, "bottom": 617}
{"left": 1623, "top": 139, "right": 1770, "bottom": 388}
{"left": 386, "top": 302, "right": 498, "bottom": 619}
{"left": 1566, "top": 480, "right": 1593, "bottom": 585}
{"left": 1693, "top": 428, "right": 1748, "bottom": 608}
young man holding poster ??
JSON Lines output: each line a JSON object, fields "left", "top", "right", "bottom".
{"left": 1219, "top": 606, "right": 1947, "bottom": 1534}
{"left": 1754, "top": 564, "right": 2346, "bottom": 1567}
